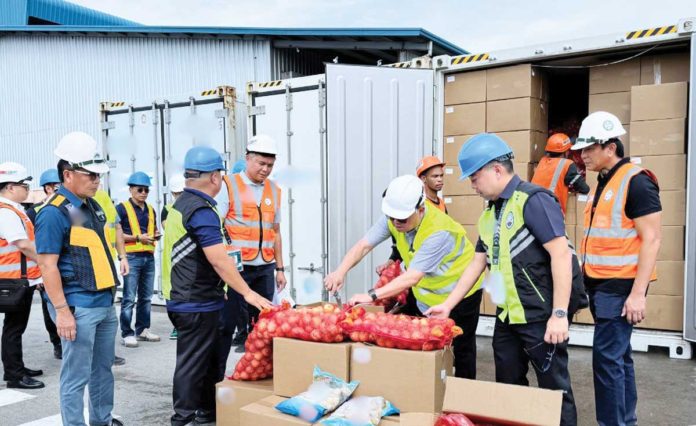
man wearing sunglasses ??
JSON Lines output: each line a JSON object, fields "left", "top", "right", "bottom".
{"left": 325, "top": 174, "right": 484, "bottom": 380}
{"left": 0, "top": 162, "right": 45, "bottom": 390}
{"left": 116, "top": 172, "right": 161, "bottom": 348}
{"left": 426, "top": 133, "right": 582, "bottom": 426}
{"left": 36, "top": 131, "right": 129, "bottom": 426}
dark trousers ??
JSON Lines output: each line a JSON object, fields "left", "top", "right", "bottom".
{"left": 400, "top": 288, "right": 482, "bottom": 379}
{"left": 2, "top": 289, "right": 33, "bottom": 381}
{"left": 168, "top": 310, "right": 220, "bottom": 426}
{"left": 589, "top": 289, "right": 637, "bottom": 426}
{"left": 39, "top": 288, "right": 61, "bottom": 349}
{"left": 216, "top": 264, "right": 275, "bottom": 380}
{"left": 493, "top": 318, "right": 577, "bottom": 426}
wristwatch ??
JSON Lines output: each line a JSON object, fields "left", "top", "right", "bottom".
{"left": 275, "top": 267, "right": 285, "bottom": 272}
{"left": 367, "top": 288, "right": 378, "bottom": 302}
{"left": 553, "top": 309, "right": 567, "bottom": 318}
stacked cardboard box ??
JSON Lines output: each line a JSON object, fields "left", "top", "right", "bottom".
{"left": 630, "top": 81, "right": 688, "bottom": 332}
{"left": 588, "top": 59, "right": 639, "bottom": 155}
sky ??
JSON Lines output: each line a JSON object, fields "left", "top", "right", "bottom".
{"left": 69, "top": 0, "right": 695, "bottom": 53}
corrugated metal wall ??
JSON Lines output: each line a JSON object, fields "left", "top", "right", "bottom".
{"left": 271, "top": 47, "right": 326, "bottom": 80}
{"left": 0, "top": 34, "right": 272, "bottom": 178}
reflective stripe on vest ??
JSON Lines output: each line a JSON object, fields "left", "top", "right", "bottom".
{"left": 580, "top": 163, "right": 657, "bottom": 280}
{"left": 122, "top": 201, "right": 155, "bottom": 253}
{"left": 531, "top": 157, "right": 572, "bottom": 214}
{"left": 0, "top": 202, "right": 41, "bottom": 280}
{"left": 223, "top": 174, "right": 280, "bottom": 262}
{"left": 388, "top": 204, "right": 482, "bottom": 307}
{"left": 93, "top": 190, "right": 118, "bottom": 257}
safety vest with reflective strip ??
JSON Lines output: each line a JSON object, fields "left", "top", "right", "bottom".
{"left": 223, "top": 174, "right": 280, "bottom": 263}
{"left": 531, "top": 157, "right": 573, "bottom": 214}
{"left": 426, "top": 196, "right": 447, "bottom": 214}
{"left": 580, "top": 162, "right": 658, "bottom": 281}
{"left": 388, "top": 203, "right": 482, "bottom": 307}
{"left": 93, "top": 190, "right": 118, "bottom": 257}
{"left": 0, "top": 202, "right": 41, "bottom": 280}
{"left": 121, "top": 200, "right": 155, "bottom": 253}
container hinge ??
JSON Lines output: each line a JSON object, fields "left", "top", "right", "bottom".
{"left": 101, "top": 121, "right": 116, "bottom": 130}
{"left": 248, "top": 105, "right": 266, "bottom": 117}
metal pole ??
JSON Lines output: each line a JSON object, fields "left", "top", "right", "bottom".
{"left": 318, "top": 79, "right": 329, "bottom": 302}
{"left": 285, "top": 84, "right": 296, "bottom": 300}
{"left": 151, "top": 103, "right": 163, "bottom": 297}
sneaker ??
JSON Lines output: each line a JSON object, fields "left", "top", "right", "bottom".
{"left": 122, "top": 335, "right": 139, "bottom": 347}
{"left": 169, "top": 329, "right": 178, "bottom": 340}
{"left": 136, "top": 328, "right": 161, "bottom": 342}
{"left": 234, "top": 344, "right": 246, "bottom": 353}
{"left": 114, "top": 356, "right": 126, "bottom": 366}
{"left": 231, "top": 332, "right": 247, "bottom": 346}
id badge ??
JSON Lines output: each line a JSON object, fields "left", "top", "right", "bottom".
{"left": 227, "top": 249, "right": 243, "bottom": 272}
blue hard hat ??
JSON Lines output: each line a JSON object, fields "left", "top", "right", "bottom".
{"left": 39, "top": 169, "right": 60, "bottom": 186}
{"left": 457, "top": 133, "right": 514, "bottom": 180}
{"left": 127, "top": 171, "right": 152, "bottom": 187}
{"left": 231, "top": 159, "right": 246, "bottom": 174}
{"left": 184, "top": 146, "right": 225, "bottom": 172}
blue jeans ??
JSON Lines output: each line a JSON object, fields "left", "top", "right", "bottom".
{"left": 49, "top": 305, "right": 117, "bottom": 426}
{"left": 120, "top": 254, "right": 155, "bottom": 337}
{"left": 589, "top": 289, "right": 637, "bottom": 426}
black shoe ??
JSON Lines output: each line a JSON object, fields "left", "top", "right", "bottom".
{"left": 23, "top": 368, "right": 43, "bottom": 377}
{"left": 54, "top": 345, "right": 63, "bottom": 360}
{"left": 7, "top": 376, "right": 45, "bottom": 389}
{"left": 114, "top": 356, "right": 126, "bottom": 366}
{"left": 234, "top": 344, "right": 246, "bottom": 353}
{"left": 194, "top": 410, "right": 215, "bottom": 424}
{"left": 231, "top": 332, "right": 248, "bottom": 346}
{"left": 111, "top": 418, "right": 123, "bottom": 426}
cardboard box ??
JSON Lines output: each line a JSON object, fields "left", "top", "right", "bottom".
{"left": 633, "top": 155, "right": 686, "bottom": 191}
{"left": 649, "top": 261, "right": 685, "bottom": 296}
{"left": 659, "top": 190, "right": 686, "bottom": 226}
{"left": 240, "top": 395, "right": 311, "bottom": 426}
{"left": 444, "top": 103, "right": 486, "bottom": 136}
{"left": 575, "top": 225, "right": 585, "bottom": 248}
{"left": 443, "top": 134, "right": 474, "bottom": 165}
{"left": 565, "top": 194, "right": 577, "bottom": 226}
{"left": 589, "top": 59, "right": 640, "bottom": 94}
{"left": 273, "top": 338, "right": 352, "bottom": 398}
{"left": 482, "top": 289, "right": 497, "bottom": 316}
{"left": 514, "top": 162, "right": 536, "bottom": 181}
{"left": 640, "top": 52, "right": 691, "bottom": 85}
{"left": 217, "top": 379, "right": 274, "bottom": 426}
{"left": 442, "top": 377, "right": 563, "bottom": 426}
{"left": 486, "top": 64, "right": 548, "bottom": 101}
{"left": 350, "top": 344, "right": 453, "bottom": 413}
{"left": 443, "top": 165, "right": 476, "bottom": 196}
{"left": 574, "top": 308, "right": 594, "bottom": 325}
{"left": 629, "top": 118, "right": 685, "bottom": 156}
{"left": 400, "top": 413, "right": 438, "bottom": 426}
{"left": 498, "top": 130, "right": 546, "bottom": 163}
{"left": 575, "top": 194, "right": 590, "bottom": 227}
{"left": 637, "top": 295, "right": 684, "bottom": 331}
{"left": 379, "top": 416, "right": 401, "bottom": 425}
{"left": 444, "top": 195, "right": 486, "bottom": 225}
{"left": 588, "top": 91, "right": 631, "bottom": 124}
{"left": 463, "top": 224, "right": 479, "bottom": 245}
{"left": 445, "top": 70, "right": 486, "bottom": 105}
{"left": 486, "top": 97, "right": 548, "bottom": 133}
{"left": 565, "top": 224, "right": 576, "bottom": 247}
{"left": 630, "top": 82, "right": 688, "bottom": 121}
{"left": 658, "top": 226, "right": 685, "bottom": 262}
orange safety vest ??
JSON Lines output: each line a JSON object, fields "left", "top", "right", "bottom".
{"left": 426, "top": 196, "right": 447, "bottom": 213}
{"left": 580, "top": 162, "right": 658, "bottom": 281}
{"left": 531, "top": 157, "right": 573, "bottom": 214}
{"left": 0, "top": 202, "right": 41, "bottom": 280}
{"left": 121, "top": 200, "right": 156, "bottom": 253}
{"left": 223, "top": 174, "right": 280, "bottom": 262}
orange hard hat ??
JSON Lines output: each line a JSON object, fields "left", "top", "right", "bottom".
{"left": 545, "top": 133, "right": 572, "bottom": 153}
{"left": 416, "top": 156, "right": 446, "bottom": 177}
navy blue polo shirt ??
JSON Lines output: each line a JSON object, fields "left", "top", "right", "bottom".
{"left": 116, "top": 198, "right": 158, "bottom": 257}
{"left": 166, "top": 188, "right": 225, "bottom": 313}
{"left": 476, "top": 174, "right": 567, "bottom": 252}
{"left": 35, "top": 186, "right": 114, "bottom": 308}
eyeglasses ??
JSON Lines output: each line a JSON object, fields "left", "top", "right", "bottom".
{"left": 71, "top": 169, "right": 101, "bottom": 182}
{"left": 135, "top": 187, "right": 150, "bottom": 194}
{"left": 524, "top": 342, "right": 557, "bottom": 373}
{"left": 12, "top": 183, "right": 29, "bottom": 191}
{"left": 388, "top": 216, "right": 409, "bottom": 225}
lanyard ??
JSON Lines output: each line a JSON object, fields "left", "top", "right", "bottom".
{"left": 489, "top": 199, "right": 508, "bottom": 269}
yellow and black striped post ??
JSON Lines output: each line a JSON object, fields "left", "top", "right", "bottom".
{"left": 200, "top": 89, "right": 218, "bottom": 96}
{"left": 626, "top": 25, "right": 677, "bottom": 40}
{"left": 109, "top": 102, "right": 125, "bottom": 108}
{"left": 258, "top": 80, "right": 283, "bottom": 88}
{"left": 451, "top": 53, "right": 490, "bottom": 66}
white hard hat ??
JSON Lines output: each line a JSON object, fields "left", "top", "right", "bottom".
{"left": 247, "top": 134, "right": 278, "bottom": 156}
{"left": 571, "top": 111, "right": 626, "bottom": 151}
{"left": 168, "top": 174, "right": 186, "bottom": 193}
{"left": 382, "top": 175, "right": 424, "bottom": 220}
{"left": 0, "top": 162, "right": 32, "bottom": 184}
{"left": 55, "top": 131, "right": 110, "bottom": 174}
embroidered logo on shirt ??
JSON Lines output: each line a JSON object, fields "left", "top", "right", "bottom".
{"left": 604, "top": 190, "right": 614, "bottom": 201}
{"left": 264, "top": 198, "right": 272, "bottom": 206}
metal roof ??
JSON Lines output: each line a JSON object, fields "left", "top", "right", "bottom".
{"left": 1, "top": 0, "right": 138, "bottom": 26}
{"left": 0, "top": 25, "right": 466, "bottom": 56}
